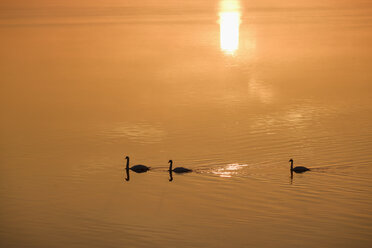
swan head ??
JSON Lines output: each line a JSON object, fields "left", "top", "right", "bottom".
{"left": 289, "top": 159, "right": 293, "bottom": 163}
{"left": 168, "top": 160, "right": 173, "bottom": 164}
{"left": 125, "top": 156, "right": 129, "bottom": 160}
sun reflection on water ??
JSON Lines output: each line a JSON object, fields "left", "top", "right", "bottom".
{"left": 212, "top": 163, "right": 248, "bottom": 178}
{"left": 219, "top": 0, "right": 241, "bottom": 55}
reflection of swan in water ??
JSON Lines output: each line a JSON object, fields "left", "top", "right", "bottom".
{"left": 125, "top": 168, "right": 130, "bottom": 181}
{"left": 289, "top": 159, "right": 310, "bottom": 173}
{"left": 168, "top": 170, "right": 173, "bottom": 182}
{"left": 168, "top": 160, "right": 192, "bottom": 173}
{"left": 125, "top": 156, "right": 150, "bottom": 173}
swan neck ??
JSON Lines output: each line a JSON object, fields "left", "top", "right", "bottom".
{"left": 126, "top": 157, "right": 129, "bottom": 170}
{"left": 169, "top": 161, "right": 173, "bottom": 171}
{"left": 290, "top": 160, "right": 293, "bottom": 170}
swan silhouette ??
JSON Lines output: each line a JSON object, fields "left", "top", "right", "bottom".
{"left": 168, "top": 160, "right": 192, "bottom": 173}
{"left": 125, "top": 156, "right": 150, "bottom": 173}
{"left": 289, "top": 159, "right": 310, "bottom": 173}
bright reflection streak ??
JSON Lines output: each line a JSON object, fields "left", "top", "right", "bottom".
{"left": 219, "top": 0, "right": 241, "bottom": 54}
{"left": 212, "top": 163, "right": 248, "bottom": 178}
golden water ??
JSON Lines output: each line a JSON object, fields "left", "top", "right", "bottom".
{"left": 1, "top": 0, "right": 372, "bottom": 247}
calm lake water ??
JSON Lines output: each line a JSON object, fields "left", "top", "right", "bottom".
{"left": 1, "top": 0, "right": 372, "bottom": 247}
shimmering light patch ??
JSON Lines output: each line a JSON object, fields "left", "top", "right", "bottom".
{"left": 212, "top": 163, "right": 248, "bottom": 178}
{"left": 219, "top": 12, "right": 240, "bottom": 54}
{"left": 220, "top": 0, "right": 240, "bottom": 12}
{"left": 219, "top": 0, "right": 241, "bottom": 54}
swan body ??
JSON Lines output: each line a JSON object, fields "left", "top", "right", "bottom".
{"left": 173, "top": 167, "right": 192, "bottom": 173}
{"left": 130, "top": 164, "right": 149, "bottom": 173}
{"left": 169, "top": 160, "right": 192, "bottom": 173}
{"left": 292, "top": 166, "right": 310, "bottom": 173}
{"left": 125, "top": 156, "right": 150, "bottom": 173}
{"left": 289, "top": 159, "right": 310, "bottom": 173}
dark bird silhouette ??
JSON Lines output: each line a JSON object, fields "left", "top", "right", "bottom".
{"left": 169, "top": 170, "right": 173, "bottom": 182}
{"left": 168, "top": 160, "right": 192, "bottom": 173}
{"left": 289, "top": 159, "right": 310, "bottom": 173}
{"left": 125, "top": 168, "right": 130, "bottom": 181}
{"left": 125, "top": 156, "right": 150, "bottom": 173}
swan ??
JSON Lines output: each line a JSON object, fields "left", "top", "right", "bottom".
{"left": 125, "top": 156, "right": 150, "bottom": 173}
{"left": 289, "top": 159, "right": 310, "bottom": 173}
{"left": 168, "top": 160, "right": 192, "bottom": 173}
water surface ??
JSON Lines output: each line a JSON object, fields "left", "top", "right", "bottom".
{"left": 1, "top": 0, "right": 372, "bottom": 247}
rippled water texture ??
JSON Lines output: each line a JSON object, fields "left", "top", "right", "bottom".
{"left": 1, "top": 0, "right": 372, "bottom": 247}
